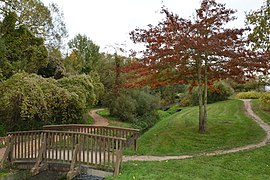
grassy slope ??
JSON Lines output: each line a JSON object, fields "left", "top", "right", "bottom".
{"left": 96, "top": 109, "right": 132, "bottom": 128}
{"left": 107, "top": 99, "right": 270, "bottom": 180}
{"left": 134, "top": 99, "right": 265, "bottom": 155}
{"left": 252, "top": 99, "right": 270, "bottom": 125}
{"left": 110, "top": 145, "right": 270, "bottom": 180}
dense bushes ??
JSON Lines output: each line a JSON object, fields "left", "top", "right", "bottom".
{"left": 109, "top": 89, "right": 160, "bottom": 130}
{"left": 259, "top": 92, "right": 270, "bottom": 111}
{"left": 228, "top": 79, "right": 266, "bottom": 92}
{"left": 154, "top": 85, "right": 187, "bottom": 107}
{"left": 191, "top": 81, "right": 234, "bottom": 105}
{"left": 0, "top": 72, "right": 103, "bottom": 132}
{"left": 235, "top": 91, "right": 262, "bottom": 99}
{"left": 111, "top": 94, "right": 137, "bottom": 121}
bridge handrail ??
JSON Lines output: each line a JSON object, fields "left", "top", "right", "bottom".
{"left": 43, "top": 124, "right": 140, "bottom": 133}
{"left": 43, "top": 124, "right": 140, "bottom": 151}
{"left": 7, "top": 130, "right": 126, "bottom": 141}
{"left": 3, "top": 130, "right": 126, "bottom": 177}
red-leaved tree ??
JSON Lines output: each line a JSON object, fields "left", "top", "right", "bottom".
{"left": 126, "top": 0, "right": 269, "bottom": 133}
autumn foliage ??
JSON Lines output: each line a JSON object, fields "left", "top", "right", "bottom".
{"left": 126, "top": 0, "right": 269, "bottom": 133}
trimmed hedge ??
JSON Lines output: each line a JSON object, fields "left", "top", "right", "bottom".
{"left": 235, "top": 91, "right": 263, "bottom": 99}
{"left": 259, "top": 92, "right": 270, "bottom": 111}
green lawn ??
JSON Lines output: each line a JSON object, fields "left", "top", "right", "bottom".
{"left": 252, "top": 99, "right": 270, "bottom": 125}
{"left": 107, "top": 99, "right": 270, "bottom": 180}
{"left": 109, "top": 144, "right": 270, "bottom": 180}
{"left": 96, "top": 109, "right": 132, "bottom": 128}
{"left": 82, "top": 111, "right": 94, "bottom": 124}
{"left": 131, "top": 99, "right": 265, "bottom": 156}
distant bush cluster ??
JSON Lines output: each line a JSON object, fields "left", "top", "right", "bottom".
{"left": 235, "top": 90, "right": 270, "bottom": 111}
{"left": 0, "top": 72, "right": 103, "bottom": 132}
{"left": 107, "top": 89, "right": 160, "bottom": 131}
{"left": 188, "top": 81, "right": 234, "bottom": 106}
{"left": 235, "top": 91, "right": 263, "bottom": 99}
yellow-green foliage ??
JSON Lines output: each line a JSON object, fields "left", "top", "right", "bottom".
{"left": 0, "top": 72, "right": 104, "bottom": 132}
{"left": 259, "top": 92, "right": 270, "bottom": 111}
{"left": 235, "top": 91, "right": 263, "bottom": 99}
{"left": 179, "top": 96, "right": 191, "bottom": 107}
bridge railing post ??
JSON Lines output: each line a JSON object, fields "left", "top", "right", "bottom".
{"left": 67, "top": 134, "right": 82, "bottom": 180}
{"left": 30, "top": 133, "right": 48, "bottom": 176}
{"left": 114, "top": 149, "right": 123, "bottom": 176}
{"left": 0, "top": 135, "right": 13, "bottom": 169}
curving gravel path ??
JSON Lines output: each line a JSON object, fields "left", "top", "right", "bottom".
{"left": 89, "top": 109, "right": 109, "bottom": 126}
{"left": 123, "top": 99, "right": 270, "bottom": 162}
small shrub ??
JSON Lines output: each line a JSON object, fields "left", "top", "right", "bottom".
{"left": 235, "top": 91, "right": 263, "bottom": 99}
{"left": 191, "top": 81, "right": 234, "bottom": 105}
{"left": 259, "top": 92, "right": 270, "bottom": 111}
{"left": 208, "top": 81, "right": 234, "bottom": 103}
{"left": 179, "top": 95, "right": 191, "bottom": 107}
{"left": 132, "top": 112, "right": 159, "bottom": 131}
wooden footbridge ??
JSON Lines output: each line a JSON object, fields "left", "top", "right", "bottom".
{"left": 0, "top": 125, "right": 140, "bottom": 179}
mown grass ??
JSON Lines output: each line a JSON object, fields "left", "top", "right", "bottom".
{"left": 252, "top": 99, "right": 270, "bottom": 125}
{"left": 83, "top": 111, "right": 94, "bottom": 124}
{"left": 158, "top": 105, "right": 184, "bottom": 119}
{"left": 132, "top": 99, "right": 265, "bottom": 156}
{"left": 96, "top": 109, "right": 132, "bottom": 128}
{"left": 107, "top": 99, "right": 270, "bottom": 180}
{"left": 109, "top": 144, "right": 270, "bottom": 180}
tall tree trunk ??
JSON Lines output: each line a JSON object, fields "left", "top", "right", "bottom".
{"left": 198, "top": 60, "right": 204, "bottom": 133}
{"left": 202, "top": 58, "right": 208, "bottom": 133}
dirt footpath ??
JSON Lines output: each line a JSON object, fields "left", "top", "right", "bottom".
{"left": 89, "top": 109, "right": 109, "bottom": 126}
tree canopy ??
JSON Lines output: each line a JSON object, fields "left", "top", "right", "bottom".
{"left": 127, "top": 0, "right": 269, "bottom": 133}
{"left": 66, "top": 34, "right": 101, "bottom": 74}
{"left": 0, "top": 12, "right": 48, "bottom": 79}
{"left": 246, "top": 0, "right": 270, "bottom": 51}
{"left": 0, "top": 0, "right": 67, "bottom": 49}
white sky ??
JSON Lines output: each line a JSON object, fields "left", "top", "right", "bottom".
{"left": 42, "top": 0, "right": 264, "bottom": 54}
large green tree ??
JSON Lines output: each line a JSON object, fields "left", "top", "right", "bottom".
{"left": 0, "top": 0, "right": 67, "bottom": 49}
{"left": 38, "top": 48, "right": 66, "bottom": 79}
{"left": 246, "top": 0, "right": 270, "bottom": 51}
{"left": 246, "top": 0, "right": 270, "bottom": 84}
{"left": 0, "top": 12, "right": 48, "bottom": 79}
{"left": 66, "top": 34, "right": 101, "bottom": 74}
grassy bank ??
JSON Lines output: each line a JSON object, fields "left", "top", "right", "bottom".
{"left": 132, "top": 99, "right": 265, "bottom": 155}
{"left": 108, "top": 99, "right": 270, "bottom": 180}
{"left": 252, "top": 99, "right": 270, "bottom": 125}
{"left": 96, "top": 109, "right": 132, "bottom": 128}
{"left": 109, "top": 144, "right": 270, "bottom": 180}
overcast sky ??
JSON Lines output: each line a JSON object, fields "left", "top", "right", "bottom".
{"left": 42, "top": 0, "right": 264, "bottom": 53}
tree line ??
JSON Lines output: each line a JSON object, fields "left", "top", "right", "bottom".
{"left": 0, "top": 0, "right": 269, "bottom": 135}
